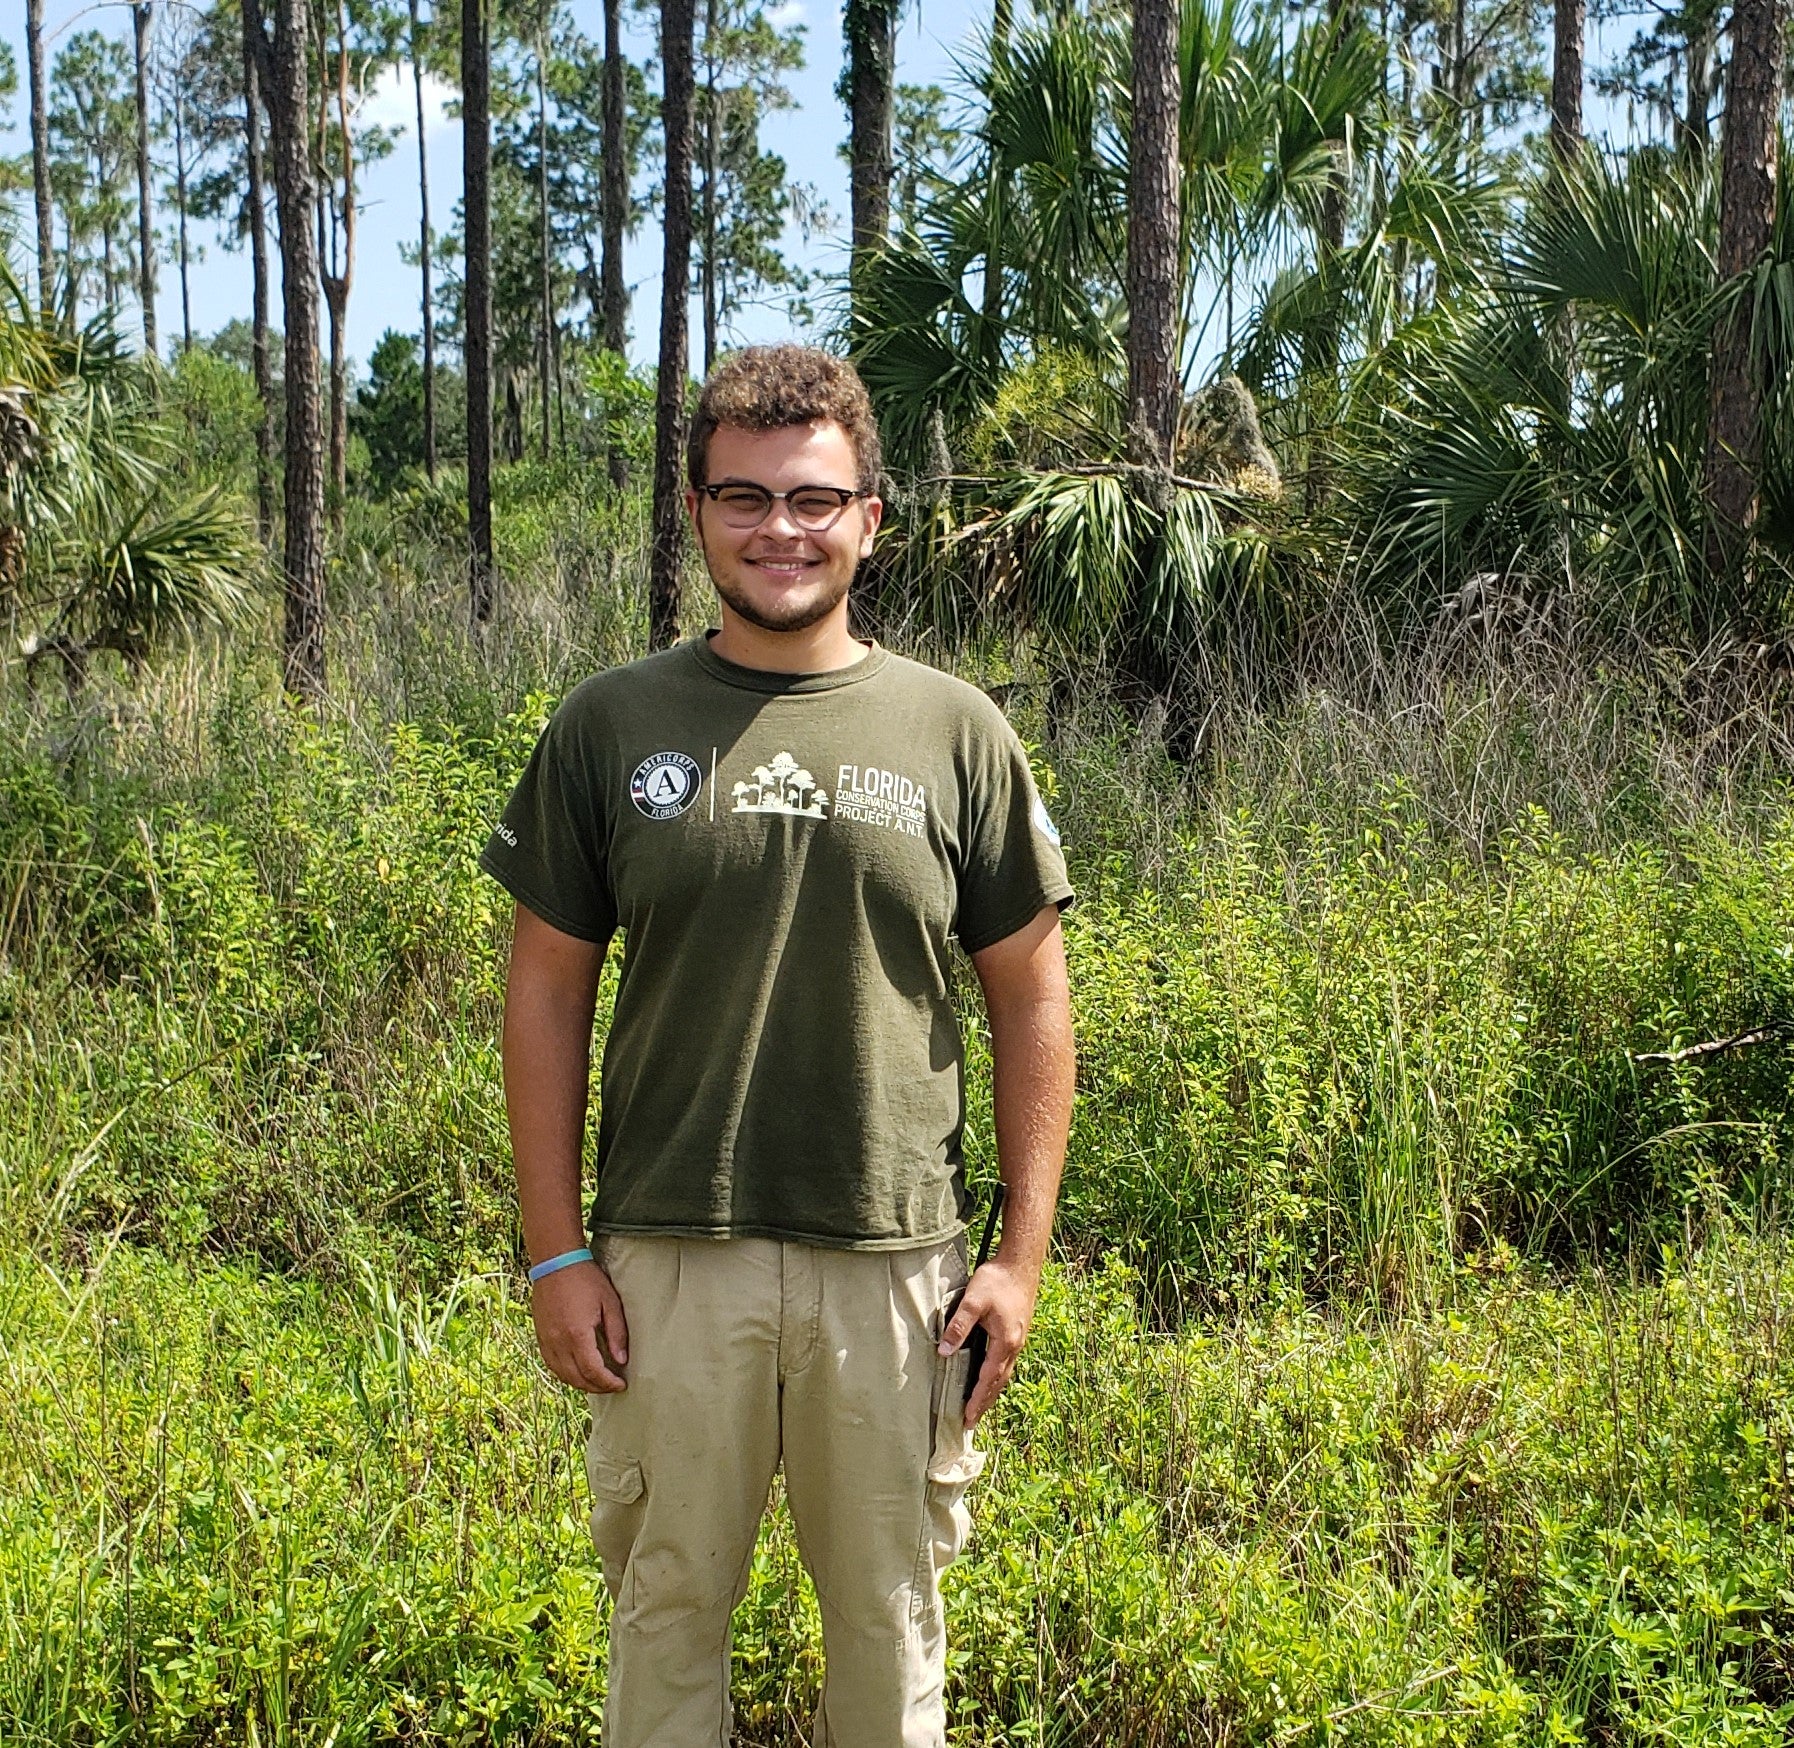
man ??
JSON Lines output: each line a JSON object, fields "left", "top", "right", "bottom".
{"left": 480, "top": 344, "right": 1075, "bottom": 1747}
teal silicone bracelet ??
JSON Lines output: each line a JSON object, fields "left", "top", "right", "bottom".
{"left": 528, "top": 1247, "right": 593, "bottom": 1283}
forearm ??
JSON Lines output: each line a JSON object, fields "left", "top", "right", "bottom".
{"left": 502, "top": 914, "right": 604, "bottom": 1264}
{"left": 948, "top": 913, "right": 1074, "bottom": 1424}
{"left": 984, "top": 981, "right": 1075, "bottom": 1282}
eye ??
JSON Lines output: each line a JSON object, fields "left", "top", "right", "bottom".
{"left": 714, "top": 486, "right": 772, "bottom": 513}
{"left": 788, "top": 489, "right": 852, "bottom": 521}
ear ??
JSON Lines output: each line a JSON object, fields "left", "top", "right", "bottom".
{"left": 857, "top": 492, "right": 884, "bottom": 558}
{"left": 684, "top": 486, "right": 701, "bottom": 535}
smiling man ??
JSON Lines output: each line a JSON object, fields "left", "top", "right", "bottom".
{"left": 480, "top": 345, "right": 1075, "bottom": 1747}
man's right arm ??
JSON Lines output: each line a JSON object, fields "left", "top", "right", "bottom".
{"left": 503, "top": 901, "right": 631, "bottom": 1392}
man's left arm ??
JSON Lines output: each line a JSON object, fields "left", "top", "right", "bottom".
{"left": 939, "top": 903, "right": 1075, "bottom": 1427}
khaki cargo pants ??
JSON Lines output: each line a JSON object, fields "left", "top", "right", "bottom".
{"left": 584, "top": 1232, "right": 986, "bottom": 1748}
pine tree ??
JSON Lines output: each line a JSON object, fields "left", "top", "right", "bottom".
{"left": 651, "top": 0, "right": 696, "bottom": 651}
{"left": 246, "top": 0, "right": 328, "bottom": 697}
{"left": 1124, "top": 0, "right": 1181, "bottom": 461}
{"left": 842, "top": 0, "right": 897, "bottom": 289}
{"left": 132, "top": 3, "right": 158, "bottom": 354}
{"left": 408, "top": 0, "right": 438, "bottom": 480}
{"left": 1701, "top": 0, "right": 1785, "bottom": 583}
{"left": 27, "top": 0, "right": 55, "bottom": 314}
{"left": 464, "top": 0, "right": 496, "bottom": 622}
{"left": 601, "top": 0, "right": 629, "bottom": 487}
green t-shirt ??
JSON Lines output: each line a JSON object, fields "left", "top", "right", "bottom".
{"left": 479, "top": 632, "right": 1074, "bottom": 1250}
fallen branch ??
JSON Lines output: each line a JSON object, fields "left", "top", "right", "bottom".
{"left": 1632, "top": 1024, "right": 1786, "bottom": 1067}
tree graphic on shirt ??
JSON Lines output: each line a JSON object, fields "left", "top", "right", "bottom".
{"left": 732, "top": 751, "right": 828, "bottom": 817}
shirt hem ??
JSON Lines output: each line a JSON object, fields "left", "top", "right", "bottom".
{"left": 589, "top": 1217, "right": 968, "bottom": 1252}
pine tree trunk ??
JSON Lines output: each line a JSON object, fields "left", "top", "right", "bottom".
{"left": 318, "top": 0, "right": 355, "bottom": 531}
{"left": 322, "top": 253, "right": 348, "bottom": 524}
{"left": 1547, "top": 0, "right": 1585, "bottom": 466}
{"left": 133, "top": 2, "right": 158, "bottom": 356}
{"left": 27, "top": 0, "right": 55, "bottom": 316}
{"left": 410, "top": 0, "right": 437, "bottom": 481}
{"left": 249, "top": 0, "right": 327, "bottom": 699}
{"left": 463, "top": 0, "right": 496, "bottom": 622}
{"left": 1125, "top": 0, "right": 1181, "bottom": 462}
{"left": 242, "top": 0, "right": 277, "bottom": 541}
{"left": 980, "top": 0, "right": 1011, "bottom": 352}
{"left": 173, "top": 89, "right": 192, "bottom": 350}
{"left": 1681, "top": 21, "right": 1713, "bottom": 162}
{"left": 650, "top": 0, "right": 695, "bottom": 652}
{"left": 601, "top": 0, "right": 628, "bottom": 488}
{"left": 1549, "top": 0, "right": 1585, "bottom": 164}
{"left": 700, "top": 0, "right": 718, "bottom": 375}
{"left": 844, "top": 0, "right": 898, "bottom": 289}
{"left": 537, "top": 36, "right": 552, "bottom": 462}
{"left": 1701, "top": 0, "right": 1784, "bottom": 582}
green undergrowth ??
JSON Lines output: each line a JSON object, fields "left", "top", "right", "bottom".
{"left": 6, "top": 623, "right": 1794, "bottom": 1745}
{"left": 5, "top": 680, "right": 1794, "bottom": 1298}
{"left": 2, "top": 1236, "right": 1790, "bottom": 1745}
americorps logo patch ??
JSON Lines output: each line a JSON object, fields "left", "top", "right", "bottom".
{"left": 630, "top": 751, "right": 702, "bottom": 819}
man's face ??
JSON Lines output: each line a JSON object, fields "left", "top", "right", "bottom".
{"left": 686, "top": 420, "right": 883, "bottom": 635}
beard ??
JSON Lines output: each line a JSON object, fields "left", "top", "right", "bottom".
{"left": 708, "top": 557, "right": 853, "bottom": 633}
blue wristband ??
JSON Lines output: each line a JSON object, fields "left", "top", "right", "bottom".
{"left": 528, "top": 1247, "right": 593, "bottom": 1283}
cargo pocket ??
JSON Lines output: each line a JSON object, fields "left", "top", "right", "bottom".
{"left": 585, "top": 1440, "right": 645, "bottom": 1604}
{"left": 911, "top": 1334, "right": 989, "bottom": 1622}
{"left": 926, "top": 1346, "right": 988, "bottom": 1564}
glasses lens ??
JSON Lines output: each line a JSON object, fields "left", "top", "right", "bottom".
{"left": 714, "top": 486, "right": 773, "bottom": 527}
{"left": 787, "top": 489, "right": 853, "bottom": 528}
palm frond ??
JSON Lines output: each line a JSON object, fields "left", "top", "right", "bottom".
{"left": 71, "top": 486, "right": 264, "bottom": 648}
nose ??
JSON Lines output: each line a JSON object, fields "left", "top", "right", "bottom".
{"left": 757, "top": 497, "right": 805, "bottom": 539}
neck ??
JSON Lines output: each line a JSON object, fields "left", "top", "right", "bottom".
{"left": 708, "top": 605, "right": 868, "bottom": 674}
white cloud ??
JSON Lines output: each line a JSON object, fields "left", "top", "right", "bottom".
{"left": 765, "top": 1, "right": 804, "bottom": 27}
{"left": 357, "top": 63, "right": 457, "bottom": 138}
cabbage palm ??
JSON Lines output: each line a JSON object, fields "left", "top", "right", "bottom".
{"left": 849, "top": 11, "right": 1126, "bottom": 470}
{"left": 850, "top": 0, "right": 1382, "bottom": 473}
{"left": 851, "top": 0, "right": 1366, "bottom": 684}
{"left": 1234, "top": 133, "right": 1510, "bottom": 436}
{"left": 0, "top": 263, "right": 262, "bottom": 687}
{"left": 1333, "top": 151, "right": 1793, "bottom": 634}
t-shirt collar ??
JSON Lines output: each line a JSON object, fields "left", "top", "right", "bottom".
{"left": 689, "top": 629, "right": 889, "bottom": 694}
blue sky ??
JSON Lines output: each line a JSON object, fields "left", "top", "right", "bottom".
{"left": 4, "top": 0, "right": 1661, "bottom": 380}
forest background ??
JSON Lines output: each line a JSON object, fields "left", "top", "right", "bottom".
{"left": 3, "top": 0, "right": 1794, "bottom": 1740}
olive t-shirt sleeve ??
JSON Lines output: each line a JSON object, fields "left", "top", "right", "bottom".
{"left": 954, "top": 704, "right": 1075, "bottom": 953}
{"left": 478, "top": 704, "right": 618, "bottom": 943}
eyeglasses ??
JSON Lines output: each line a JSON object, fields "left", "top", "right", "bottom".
{"left": 699, "top": 482, "right": 869, "bottom": 531}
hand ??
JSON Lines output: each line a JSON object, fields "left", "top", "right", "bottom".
{"left": 531, "top": 1260, "right": 630, "bottom": 1393}
{"left": 937, "top": 1256, "right": 1039, "bottom": 1429}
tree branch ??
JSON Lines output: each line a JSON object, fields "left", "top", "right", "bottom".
{"left": 1632, "top": 1024, "right": 1786, "bottom": 1067}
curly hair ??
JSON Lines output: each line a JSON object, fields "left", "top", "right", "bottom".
{"left": 687, "top": 345, "right": 883, "bottom": 492}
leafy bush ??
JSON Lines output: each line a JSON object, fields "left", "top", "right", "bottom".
{"left": 162, "top": 343, "right": 266, "bottom": 497}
